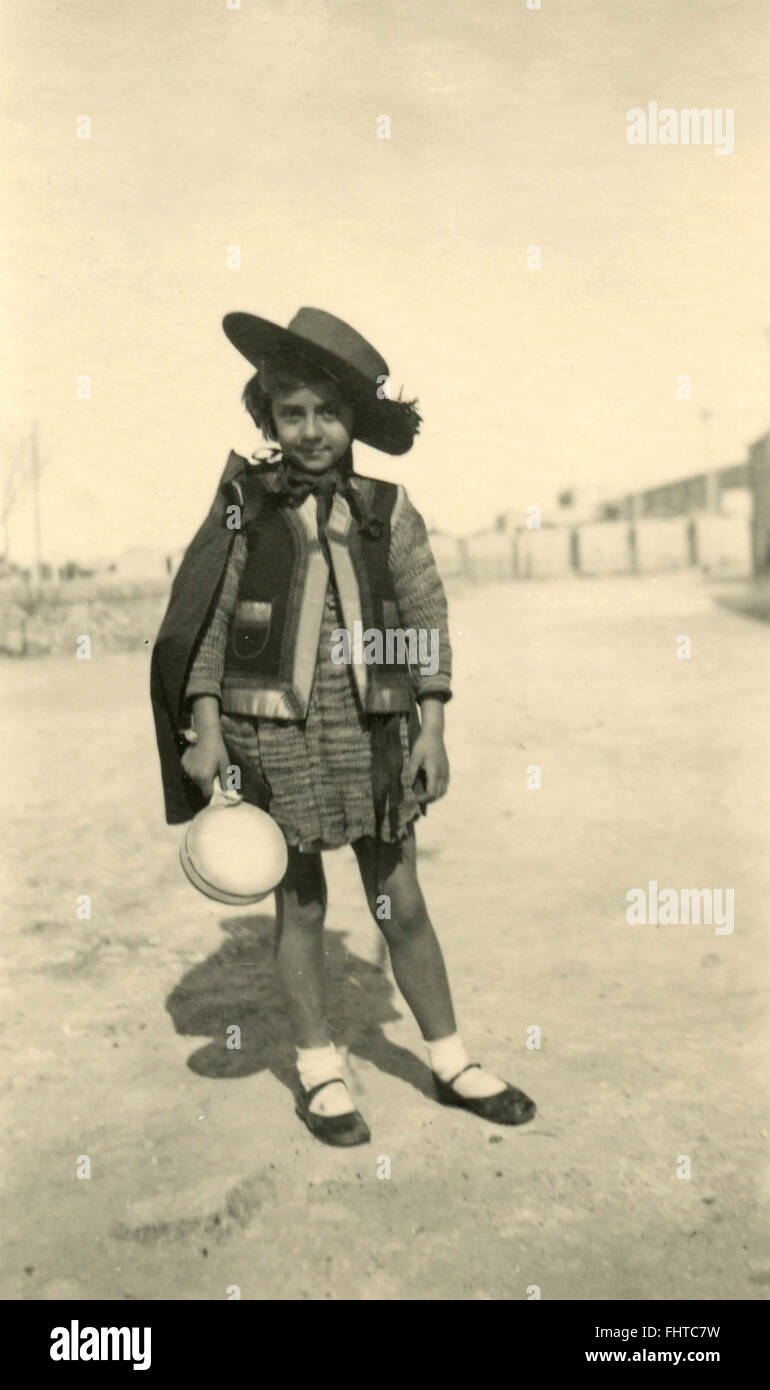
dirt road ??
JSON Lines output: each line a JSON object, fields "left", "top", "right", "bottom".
{"left": 2, "top": 572, "right": 768, "bottom": 1300}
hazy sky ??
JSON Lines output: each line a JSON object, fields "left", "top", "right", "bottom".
{"left": 3, "top": 0, "right": 769, "bottom": 564}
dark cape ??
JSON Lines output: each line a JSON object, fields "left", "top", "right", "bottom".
{"left": 150, "top": 450, "right": 270, "bottom": 825}
{"left": 151, "top": 450, "right": 420, "bottom": 833}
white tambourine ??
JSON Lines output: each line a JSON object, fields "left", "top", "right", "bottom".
{"left": 180, "top": 779, "right": 288, "bottom": 905}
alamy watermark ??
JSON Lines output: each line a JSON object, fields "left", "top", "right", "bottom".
{"left": 625, "top": 881, "right": 734, "bottom": 935}
{"left": 331, "top": 622, "right": 439, "bottom": 677}
{"left": 50, "top": 1321, "right": 151, "bottom": 1370}
{"left": 626, "top": 103, "right": 734, "bottom": 156}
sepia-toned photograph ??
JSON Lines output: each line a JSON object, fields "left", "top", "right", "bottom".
{"left": 2, "top": 0, "right": 769, "bottom": 1336}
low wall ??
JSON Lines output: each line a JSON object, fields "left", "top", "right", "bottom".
{"left": 577, "top": 523, "right": 633, "bottom": 575}
{"left": 0, "top": 580, "right": 170, "bottom": 657}
{"left": 633, "top": 519, "right": 690, "bottom": 572}
{"left": 516, "top": 527, "right": 573, "bottom": 578}
{"left": 693, "top": 515, "right": 753, "bottom": 576}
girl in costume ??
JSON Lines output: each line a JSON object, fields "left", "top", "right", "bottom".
{"left": 151, "top": 307, "right": 536, "bottom": 1145}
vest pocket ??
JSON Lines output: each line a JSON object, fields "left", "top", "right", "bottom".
{"left": 231, "top": 599, "right": 273, "bottom": 660}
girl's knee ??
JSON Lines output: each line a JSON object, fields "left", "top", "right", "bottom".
{"left": 298, "top": 899, "right": 326, "bottom": 931}
{"left": 278, "top": 849, "right": 326, "bottom": 931}
{"left": 375, "top": 884, "right": 429, "bottom": 938}
{"left": 277, "top": 891, "right": 326, "bottom": 934}
{"left": 354, "top": 834, "right": 428, "bottom": 934}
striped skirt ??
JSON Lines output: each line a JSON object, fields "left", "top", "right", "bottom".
{"left": 219, "top": 579, "right": 423, "bottom": 852}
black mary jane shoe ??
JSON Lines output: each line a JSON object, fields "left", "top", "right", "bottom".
{"left": 433, "top": 1063, "right": 536, "bottom": 1126}
{"left": 295, "top": 1079, "right": 371, "bottom": 1147}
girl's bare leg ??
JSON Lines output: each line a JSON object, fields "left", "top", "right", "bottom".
{"left": 274, "top": 846, "right": 358, "bottom": 1117}
{"left": 354, "top": 830, "right": 519, "bottom": 1102}
{"left": 274, "top": 846, "right": 329, "bottom": 1048}
{"left": 352, "top": 829, "right": 457, "bottom": 1041}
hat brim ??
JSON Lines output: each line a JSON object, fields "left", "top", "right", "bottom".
{"left": 222, "top": 312, "right": 418, "bottom": 456}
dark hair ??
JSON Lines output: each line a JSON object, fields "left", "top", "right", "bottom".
{"left": 242, "top": 357, "right": 353, "bottom": 442}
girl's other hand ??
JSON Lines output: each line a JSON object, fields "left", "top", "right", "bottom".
{"left": 181, "top": 730, "right": 232, "bottom": 800}
{"left": 407, "top": 731, "right": 450, "bottom": 803}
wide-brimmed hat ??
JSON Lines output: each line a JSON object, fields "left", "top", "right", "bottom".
{"left": 222, "top": 307, "right": 420, "bottom": 455}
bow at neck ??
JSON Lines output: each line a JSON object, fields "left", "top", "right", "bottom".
{"left": 253, "top": 449, "right": 383, "bottom": 542}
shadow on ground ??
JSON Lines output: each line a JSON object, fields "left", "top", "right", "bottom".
{"left": 166, "top": 915, "right": 434, "bottom": 1100}
{"left": 707, "top": 576, "right": 770, "bottom": 624}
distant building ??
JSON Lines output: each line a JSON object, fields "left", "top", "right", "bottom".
{"left": 427, "top": 529, "right": 464, "bottom": 580}
{"left": 553, "top": 485, "right": 623, "bottom": 526}
{"left": 460, "top": 428, "right": 770, "bottom": 581}
{"left": 609, "top": 428, "right": 770, "bottom": 575}
{"left": 464, "top": 526, "right": 514, "bottom": 582}
{"left": 516, "top": 527, "right": 572, "bottom": 578}
{"left": 110, "top": 547, "right": 174, "bottom": 580}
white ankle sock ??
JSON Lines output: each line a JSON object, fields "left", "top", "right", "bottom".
{"left": 424, "top": 1032, "right": 470, "bottom": 1082}
{"left": 296, "top": 1043, "right": 354, "bottom": 1116}
{"left": 424, "top": 1033, "right": 507, "bottom": 1098}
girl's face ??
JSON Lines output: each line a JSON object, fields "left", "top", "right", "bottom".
{"left": 270, "top": 380, "right": 355, "bottom": 472}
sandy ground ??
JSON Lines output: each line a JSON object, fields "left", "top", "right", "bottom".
{"left": 2, "top": 571, "right": 769, "bottom": 1302}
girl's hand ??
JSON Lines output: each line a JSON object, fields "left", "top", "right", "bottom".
{"left": 407, "top": 731, "right": 450, "bottom": 804}
{"left": 181, "top": 729, "right": 232, "bottom": 800}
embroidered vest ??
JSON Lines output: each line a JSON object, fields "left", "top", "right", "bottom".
{"left": 220, "top": 467, "right": 414, "bottom": 720}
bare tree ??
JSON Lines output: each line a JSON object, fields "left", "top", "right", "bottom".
{"left": 0, "top": 427, "right": 45, "bottom": 571}
{"left": 1, "top": 434, "right": 29, "bottom": 563}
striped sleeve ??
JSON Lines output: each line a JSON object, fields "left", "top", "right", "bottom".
{"left": 389, "top": 485, "right": 452, "bottom": 701}
{"left": 185, "top": 532, "right": 248, "bottom": 702}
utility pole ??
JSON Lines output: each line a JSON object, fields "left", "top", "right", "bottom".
{"left": 30, "top": 421, "right": 43, "bottom": 587}
{"left": 700, "top": 409, "right": 719, "bottom": 513}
